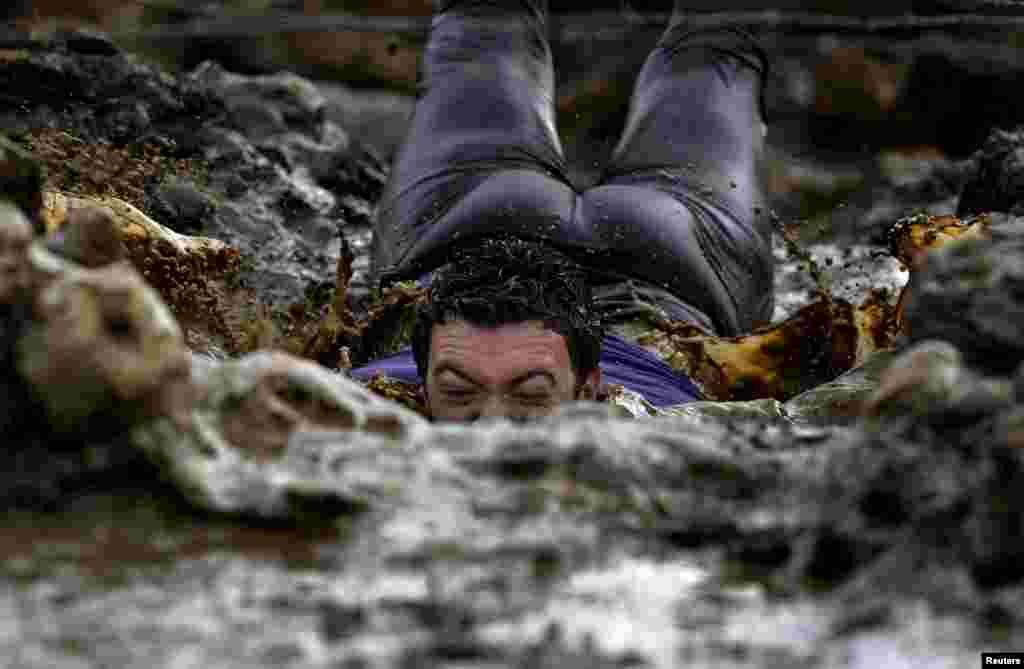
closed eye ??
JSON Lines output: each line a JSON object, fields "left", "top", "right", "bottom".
{"left": 513, "top": 393, "right": 553, "bottom": 405}
{"left": 441, "top": 387, "right": 476, "bottom": 402}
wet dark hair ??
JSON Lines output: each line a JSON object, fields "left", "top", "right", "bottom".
{"left": 411, "top": 236, "right": 603, "bottom": 382}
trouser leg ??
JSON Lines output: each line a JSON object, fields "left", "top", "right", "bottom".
{"left": 605, "top": 7, "right": 768, "bottom": 203}
{"left": 582, "top": 8, "right": 775, "bottom": 332}
{"left": 371, "top": 0, "right": 571, "bottom": 279}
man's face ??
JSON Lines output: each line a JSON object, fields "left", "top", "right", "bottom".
{"left": 425, "top": 319, "right": 600, "bottom": 422}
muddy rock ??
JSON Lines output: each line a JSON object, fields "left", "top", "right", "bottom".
{"left": 132, "top": 350, "right": 430, "bottom": 518}
{"left": 45, "top": 202, "right": 126, "bottom": 267}
{"left": 957, "top": 125, "right": 1024, "bottom": 218}
{"left": 41, "top": 192, "right": 251, "bottom": 352}
{"left": 132, "top": 353, "right": 819, "bottom": 526}
{"left": 900, "top": 224, "right": 1024, "bottom": 376}
{"left": 863, "top": 340, "right": 1015, "bottom": 422}
{"left": 190, "top": 61, "right": 347, "bottom": 175}
{"left": 318, "top": 81, "right": 415, "bottom": 161}
{"left": 64, "top": 375, "right": 1015, "bottom": 665}
{"left": 797, "top": 400, "right": 1024, "bottom": 598}
{"left": 17, "top": 245, "right": 192, "bottom": 435}
{"left": 0, "top": 135, "right": 46, "bottom": 233}
{"left": 186, "top": 59, "right": 389, "bottom": 304}
{"left": 1, "top": 39, "right": 387, "bottom": 308}
{"left": 783, "top": 348, "right": 898, "bottom": 423}
{"left": 147, "top": 175, "right": 217, "bottom": 235}
{"left": 7, "top": 325, "right": 1024, "bottom": 668}
{"left": 0, "top": 200, "right": 43, "bottom": 447}
{"left": 0, "top": 200, "right": 33, "bottom": 305}
{"left": 191, "top": 64, "right": 327, "bottom": 140}
{"left": 7, "top": 370, "right": 1022, "bottom": 667}
{"left": 0, "top": 220, "right": 172, "bottom": 507}
{"left": 662, "top": 396, "right": 788, "bottom": 422}
{"left": 855, "top": 149, "right": 970, "bottom": 244}
{"left": 785, "top": 333, "right": 1024, "bottom": 599}
{"left": 0, "top": 32, "right": 207, "bottom": 145}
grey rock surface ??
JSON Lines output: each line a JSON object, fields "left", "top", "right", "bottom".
{"left": 6, "top": 371, "right": 1024, "bottom": 668}
{"left": 317, "top": 81, "right": 415, "bottom": 163}
{"left": 184, "top": 60, "right": 388, "bottom": 306}
{"left": 957, "top": 126, "right": 1024, "bottom": 218}
{"left": 783, "top": 348, "right": 898, "bottom": 423}
{"left": 902, "top": 222, "right": 1024, "bottom": 375}
{"left": 0, "top": 43, "right": 387, "bottom": 308}
{"left": 133, "top": 350, "right": 430, "bottom": 518}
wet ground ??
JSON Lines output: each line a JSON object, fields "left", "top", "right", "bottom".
{"left": 3, "top": 412, "right": 1021, "bottom": 668}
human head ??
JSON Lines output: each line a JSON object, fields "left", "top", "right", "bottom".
{"left": 410, "top": 236, "right": 603, "bottom": 422}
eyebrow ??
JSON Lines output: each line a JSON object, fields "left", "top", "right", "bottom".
{"left": 507, "top": 370, "right": 557, "bottom": 389}
{"left": 433, "top": 364, "right": 557, "bottom": 390}
{"left": 433, "top": 363, "right": 482, "bottom": 387}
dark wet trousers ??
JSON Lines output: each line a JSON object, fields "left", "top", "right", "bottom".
{"left": 371, "top": 0, "right": 775, "bottom": 336}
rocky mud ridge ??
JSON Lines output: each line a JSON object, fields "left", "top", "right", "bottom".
{"left": 1, "top": 22, "right": 1024, "bottom": 669}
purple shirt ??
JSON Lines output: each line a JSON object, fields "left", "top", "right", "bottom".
{"left": 350, "top": 334, "right": 703, "bottom": 407}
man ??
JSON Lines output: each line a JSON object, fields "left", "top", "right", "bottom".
{"left": 352, "top": 0, "right": 775, "bottom": 422}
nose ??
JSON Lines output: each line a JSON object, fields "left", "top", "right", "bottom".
{"left": 478, "top": 394, "right": 509, "bottom": 419}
